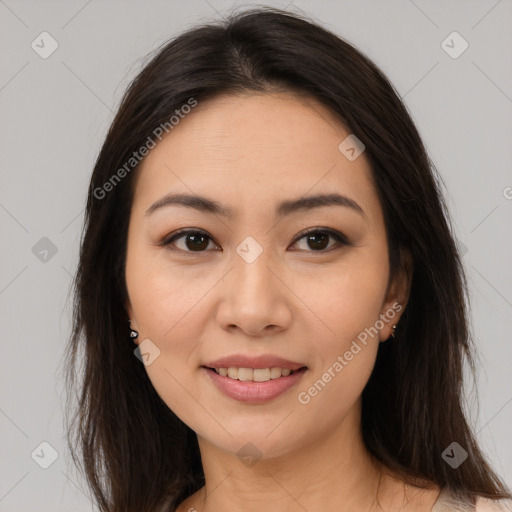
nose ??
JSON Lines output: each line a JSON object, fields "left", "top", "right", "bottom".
{"left": 216, "top": 247, "right": 292, "bottom": 337}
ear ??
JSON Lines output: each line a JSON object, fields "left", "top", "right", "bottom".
{"left": 379, "top": 247, "right": 413, "bottom": 342}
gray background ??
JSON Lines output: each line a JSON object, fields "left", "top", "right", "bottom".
{"left": 1, "top": 0, "right": 511, "bottom": 510}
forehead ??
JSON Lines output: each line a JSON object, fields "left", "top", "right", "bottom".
{"left": 131, "top": 92, "right": 381, "bottom": 224}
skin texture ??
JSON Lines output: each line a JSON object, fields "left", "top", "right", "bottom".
{"left": 125, "top": 92, "right": 438, "bottom": 511}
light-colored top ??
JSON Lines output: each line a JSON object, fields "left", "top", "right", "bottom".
{"left": 432, "top": 487, "right": 512, "bottom": 512}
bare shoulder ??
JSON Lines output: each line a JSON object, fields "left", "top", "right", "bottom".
{"left": 475, "top": 496, "right": 512, "bottom": 512}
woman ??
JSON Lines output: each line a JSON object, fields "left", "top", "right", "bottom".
{"left": 65, "top": 7, "right": 512, "bottom": 512}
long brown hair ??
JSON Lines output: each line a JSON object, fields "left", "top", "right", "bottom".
{"left": 64, "top": 6, "right": 511, "bottom": 512}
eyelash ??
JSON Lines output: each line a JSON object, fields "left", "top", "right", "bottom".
{"left": 159, "top": 227, "right": 349, "bottom": 254}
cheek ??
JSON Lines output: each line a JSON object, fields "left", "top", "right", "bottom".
{"left": 125, "top": 247, "right": 211, "bottom": 402}
{"left": 128, "top": 278, "right": 208, "bottom": 367}
{"left": 294, "top": 273, "right": 385, "bottom": 430}
{"left": 290, "top": 253, "right": 388, "bottom": 410}
{"left": 125, "top": 240, "right": 215, "bottom": 344}
{"left": 131, "top": 288, "right": 212, "bottom": 428}
{"left": 292, "top": 254, "right": 389, "bottom": 352}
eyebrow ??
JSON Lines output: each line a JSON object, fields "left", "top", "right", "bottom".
{"left": 144, "top": 192, "right": 366, "bottom": 219}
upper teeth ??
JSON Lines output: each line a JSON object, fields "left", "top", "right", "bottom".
{"left": 214, "top": 367, "right": 293, "bottom": 381}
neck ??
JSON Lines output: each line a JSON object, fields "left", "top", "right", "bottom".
{"left": 193, "top": 403, "right": 384, "bottom": 512}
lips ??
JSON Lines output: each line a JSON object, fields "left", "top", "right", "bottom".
{"left": 202, "top": 354, "right": 306, "bottom": 371}
{"left": 201, "top": 354, "right": 308, "bottom": 403}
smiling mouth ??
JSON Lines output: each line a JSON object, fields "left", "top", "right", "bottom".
{"left": 204, "top": 366, "right": 307, "bottom": 382}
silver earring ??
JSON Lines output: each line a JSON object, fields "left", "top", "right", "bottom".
{"left": 390, "top": 324, "right": 397, "bottom": 339}
{"left": 129, "top": 320, "right": 139, "bottom": 341}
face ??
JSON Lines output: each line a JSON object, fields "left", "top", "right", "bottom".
{"left": 125, "top": 92, "right": 410, "bottom": 460}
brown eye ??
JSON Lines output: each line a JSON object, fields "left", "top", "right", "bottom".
{"left": 162, "top": 230, "right": 217, "bottom": 252}
{"left": 306, "top": 232, "right": 329, "bottom": 250}
{"left": 291, "top": 228, "right": 349, "bottom": 252}
{"left": 183, "top": 232, "right": 210, "bottom": 251}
